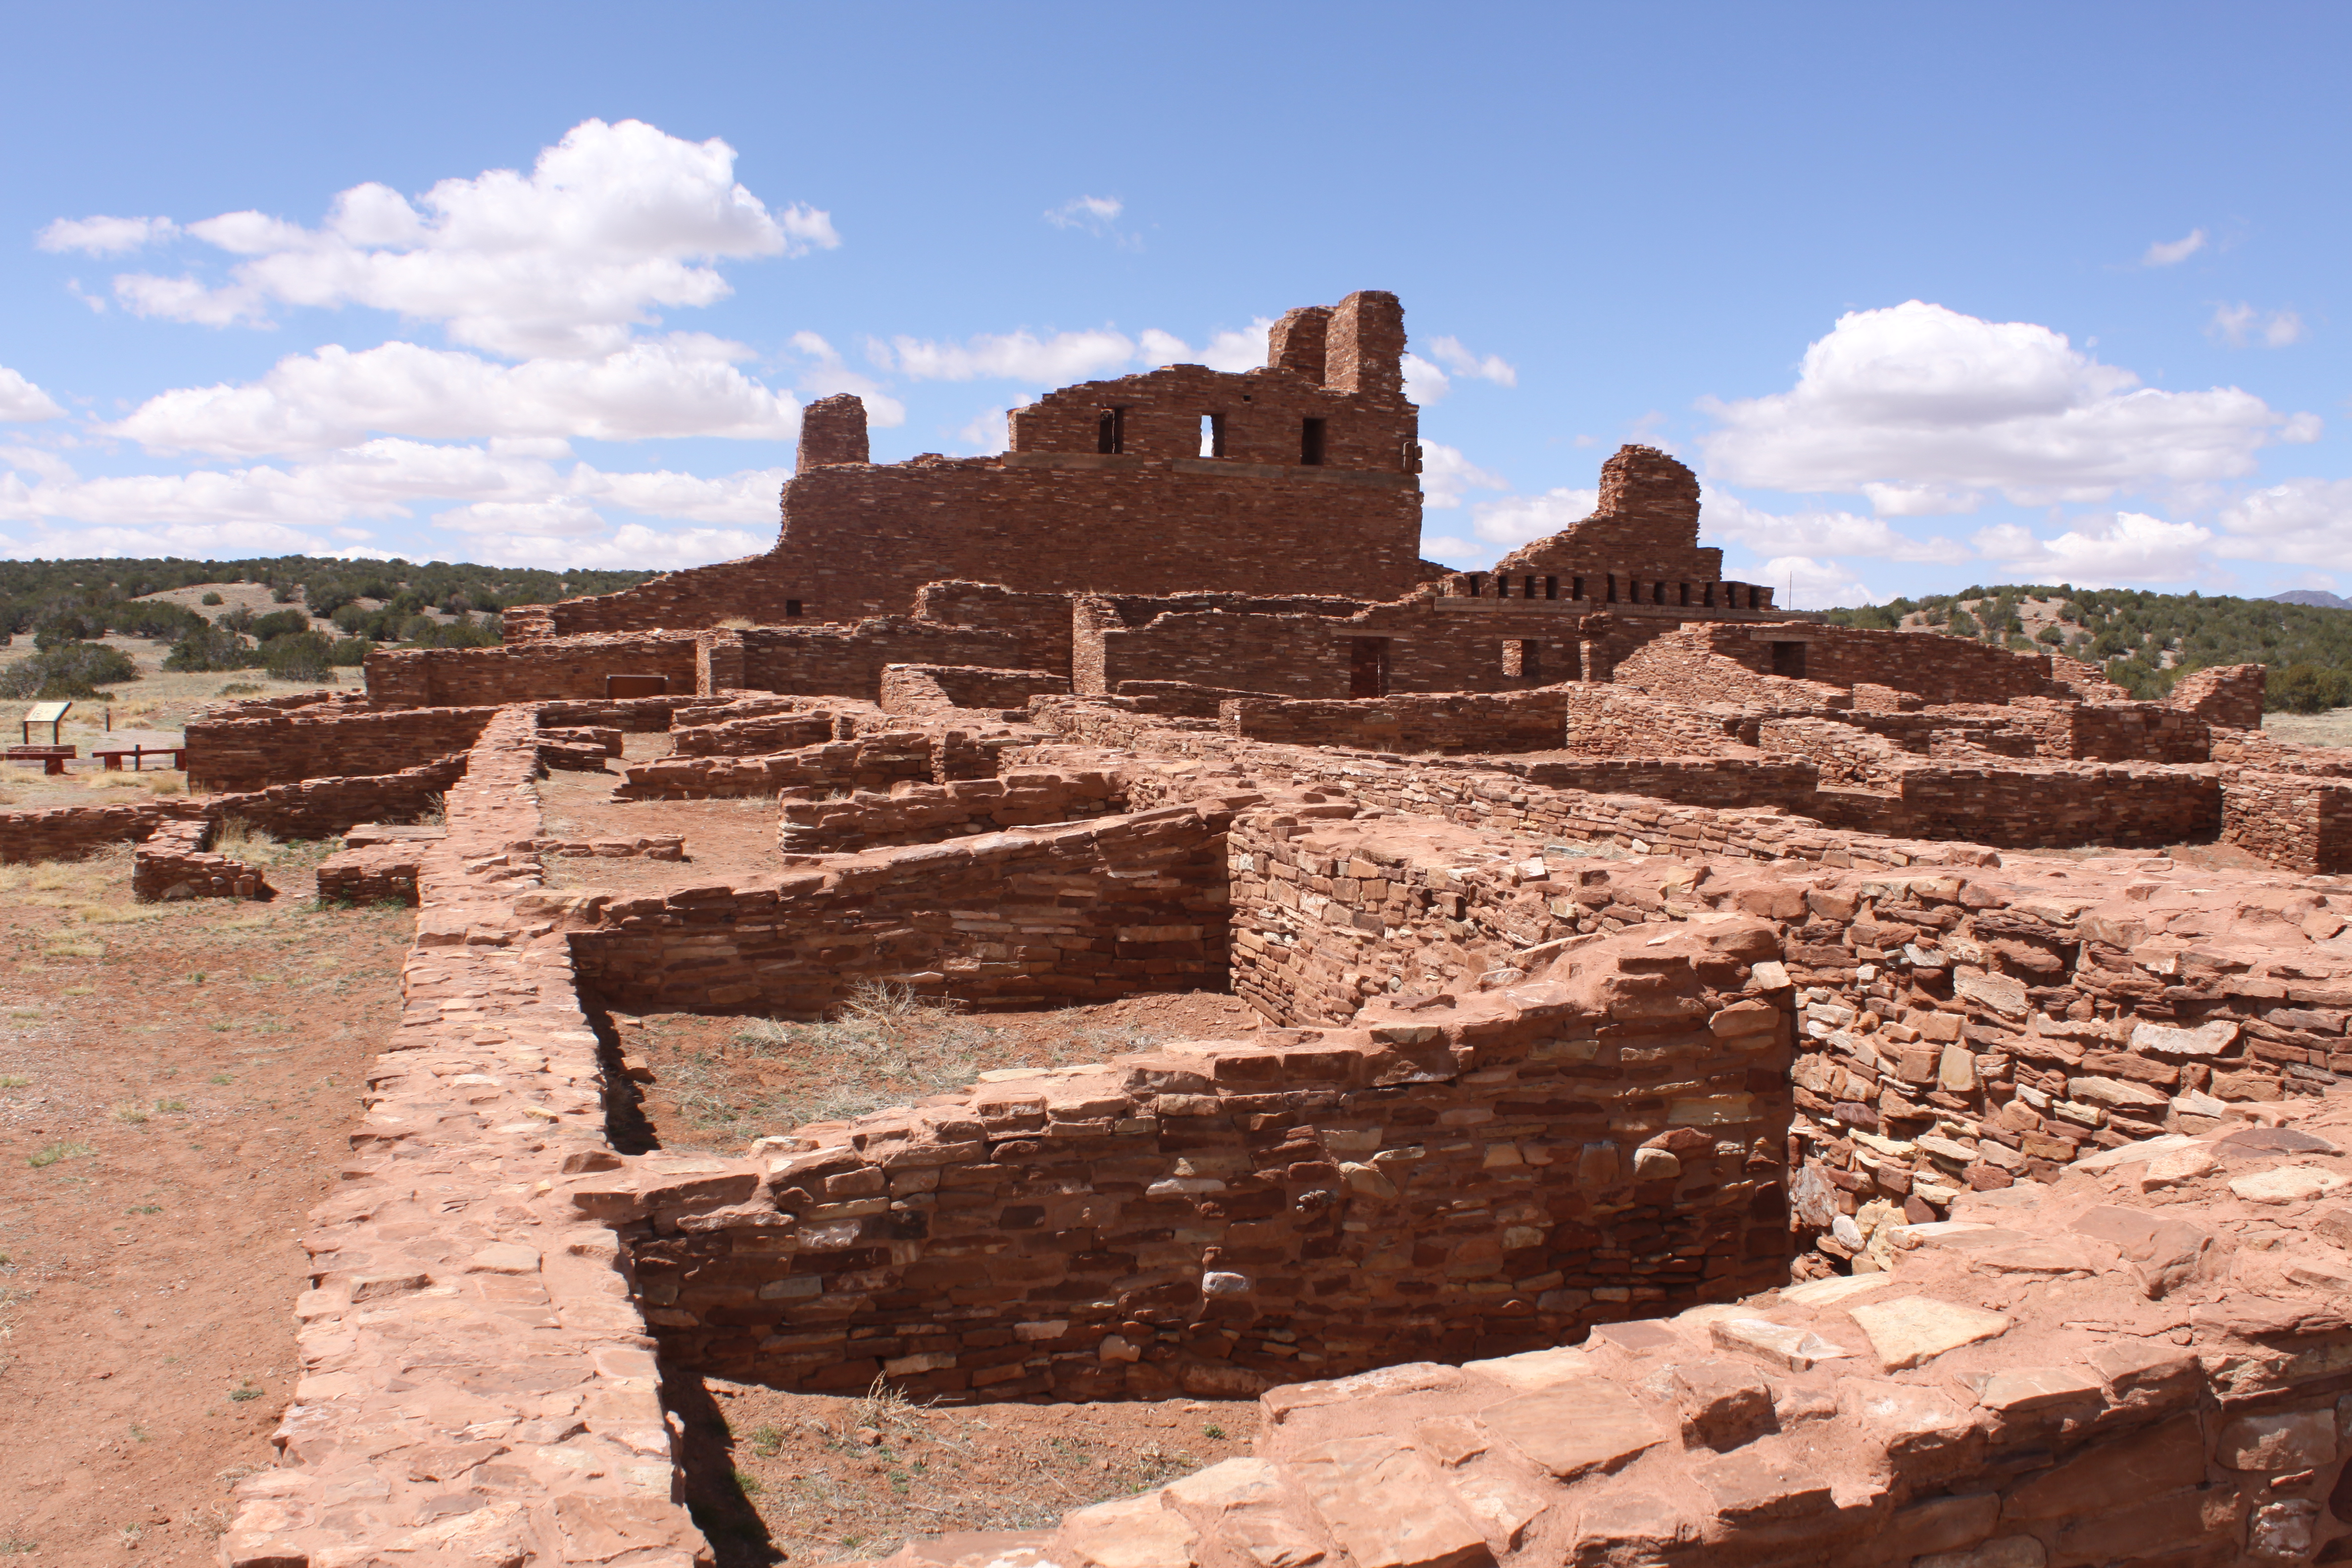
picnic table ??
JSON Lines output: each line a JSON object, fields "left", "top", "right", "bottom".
{"left": 93, "top": 744, "right": 186, "bottom": 772}
{"left": 4, "top": 744, "right": 75, "bottom": 776}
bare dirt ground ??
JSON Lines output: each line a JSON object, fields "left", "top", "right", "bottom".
{"left": 604, "top": 989, "right": 1268, "bottom": 1565}
{"left": 0, "top": 847, "right": 410, "bottom": 1565}
{"left": 536, "top": 752, "right": 785, "bottom": 896}
{"left": 671, "top": 1369, "right": 1262, "bottom": 1567}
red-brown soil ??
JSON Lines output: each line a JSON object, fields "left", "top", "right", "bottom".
{"left": 671, "top": 1369, "right": 1262, "bottom": 1567}
{"left": 0, "top": 847, "right": 410, "bottom": 1565}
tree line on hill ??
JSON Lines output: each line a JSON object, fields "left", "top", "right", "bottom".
{"left": 1825, "top": 584, "right": 2352, "bottom": 713}
{"left": 0, "top": 554, "right": 653, "bottom": 701}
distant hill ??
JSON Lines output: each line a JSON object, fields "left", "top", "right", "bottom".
{"left": 0, "top": 555, "right": 654, "bottom": 640}
{"left": 1824, "top": 583, "right": 2352, "bottom": 712}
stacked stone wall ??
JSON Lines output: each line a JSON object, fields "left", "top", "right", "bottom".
{"left": 130, "top": 818, "right": 273, "bottom": 901}
{"left": 564, "top": 800, "right": 1239, "bottom": 1016}
{"left": 1559, "top": 686, "right": 1742, "bottom": 757}
{"left": 776, "top": 769, "right": 1125, "bottom": 854}
{"left": 879, "top": 664, "right": 1070, "bottom": 718}
{"left": 184, "top": 701, "right": 494, "bottom": 791}
{"left": 912, "top": 582, "right": 1078, "bottom": 677}
{"left": 0, "top": 754, "right": 464, "bottom": 864}
{"left": 739, "top": 620, "right": 1027, "bottom": 699}
{"left": 2223, "top": 770, "right": 2352, "bottom": 874}
{"left": 615, "top": 731, "right": 939, "bottom": 800}
{"left": 366, "top": 632, "right": 706, "bottom": 706}
{"left": 222, "top": 706, "right": 709, "bottom": 1567}
{"left": 1219, "top": 688, "right": 1568, "bottom": 753}
{"left": 598, "top": 913, "right": 1792, "bottom": 1402}
{"left": 669, "top": 711, "right": 841, "bottom": 758}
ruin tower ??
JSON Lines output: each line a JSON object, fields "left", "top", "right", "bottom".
{"left": 794, "top": 393, "right": 870, "bottom": 473}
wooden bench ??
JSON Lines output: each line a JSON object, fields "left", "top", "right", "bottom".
{"left": 92, "top": 744, "right": 186, "bottom": 772}
{"left": 5, "top": 745, "right": 75, "bottom": 776}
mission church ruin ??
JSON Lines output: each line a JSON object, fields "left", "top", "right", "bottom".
{"left": 15, "top": 292, "right": 2352, "bottom": 1568}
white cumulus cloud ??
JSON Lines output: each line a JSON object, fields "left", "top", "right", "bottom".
{"left": 1045, "top": 195, "right": 1122, "bottom": 231}
{"left": 1753, "top": 556, "right": 1884, "bottom": 610}
{"left": 0, "top": 367, "right": 63, "bottom": 422}
{"left": 1419, "top": 442, "right": 1509, "bottom": 510}
{"left": 1701, "top": 300, "right": 2316, "bottom": 510}
{"left": 74, "top": 118, "right": 835, "bottom": 358}
{"left": 1422, "top": 336, "right": 1517, "bottom": 387}
{"left": 37, "top": 215, "right": 180, "bottom": 255}
{"left": 2142, "top": 229, "right": 2207, "bottom": 267}
{"left": 2208, "top": 302, "right": 2306, "bottom": 348}
{"left": 110, "top": 335, "right": 800, "bottom": 454}
{"left": 2212, "top": 478, "right": 2352, "bottom": 566}
{"left": 1470, "top": 487, "right": 1601, "bottom": 546}
{"left": 1700, "top": 488, "right": 1968, "bottom": 564}
{"left": 878, "top": 328, "right": 1144, "bottom": 384}
{"left": 1971, "top": 511, "right": 2215, "bottom": 584}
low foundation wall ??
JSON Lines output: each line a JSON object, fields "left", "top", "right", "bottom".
{"left": 580, "top": 912, "right": 1792, "bottom": 1402}
{"left": 131, "top": 819, "right": 273, "bottom": 901}
{"left": 776, "top": 768, "right": 1125, "bottom": 854}
{"left": 1897, "top": 761, "right": 2220, "bottom": 848}
{"left": 0, "top": 754, "right": 465, "bottom": 864}
{"left": 563, "top": 799, "right": 1242, "bottom": 1015}
{"left": 614, "top": 731, "right": 944, "bottom": 800}
{"left": 365, "top": 631, "right": 709, "bottom": 706}
{"left": 2222, "top": 768, "right": 2352, "bottom": 873}
{"left": 184, "top": 702, "right": 494, "bottom": 792}
{"left": 1221, "top": 688, "right": 1568, "bottom": 753}
{"left": 669, "top": 711, "right": 842, "bottom": 758}
{"left": 879, "top": 663, "right": 1071, "bottom": 718}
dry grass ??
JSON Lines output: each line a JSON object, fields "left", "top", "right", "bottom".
{"left": 640, "top": 983, "right": 1176, "bottom": 1152}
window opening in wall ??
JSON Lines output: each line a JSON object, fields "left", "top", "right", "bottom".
{"left": 1503, "top": 639, "right": 1540, "bottom": 681}
{"left": 1300, "top": 417, "right": 1327, "bottom": 466}
{"left": 1545, "top": 576, "right": 1559, "bottom": 601}
{"left": 1098, "top": 407, "right": 1126, "bottom": 455}
{"left": 1200, "top": 413, "right": 1226, "bottom": 458}
{"left": 1572, "top": 576, "right": 1586, "bottom": 601}
{"left": 1679, "top": 582, "right": 1691, "bottom": 606}
{"left": 1703, "top": 583, "right": 1716, "bottom": 608}
{"left": 1349, "top": 637, "right": 1392, "bottom": 698}
{"left": 1651, "top": 581, "right": 1666, "bottom": 605}
{"left": 1771, "top": 640, "right": 1808, "bottom": 679}
{"left": 1494, "top": 574, "right": 1509, "bottom": 599}
{"left": 1606, "top": 575, "right": 1618, "bottom": 603}
{"left": 785, "top": 600, "right": 803, "bottom": 618}
{"left": 1524, "top": 575, "right": 1538, "bottom": 599}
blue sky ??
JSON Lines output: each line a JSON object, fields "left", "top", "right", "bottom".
{"left": 1, "top": 1, "right": 2346, "bottom": 607}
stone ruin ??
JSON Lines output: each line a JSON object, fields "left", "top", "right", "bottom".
{"left": 9, "top": 292, "right": 2352, "bottom": 1567}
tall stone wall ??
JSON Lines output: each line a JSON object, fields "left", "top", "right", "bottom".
{"left": 739, "top": 620, "right": 1027, "bottom": 699}
{"left": 2223, "top": 770, "right": 2352, "bottom": 874}
{"left": 366, "top": 632, "right": 707, "bottom": 705}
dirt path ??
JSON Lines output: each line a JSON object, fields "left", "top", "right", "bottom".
{"left": 0, "top": 849, "right": 409, "bottom": 1565}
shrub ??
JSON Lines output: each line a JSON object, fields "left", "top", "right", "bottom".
{"left": 270, "top": 584, "right": 297, "bottom": 604}
{"left": 249, "top": 609, "right": 310, "bottom": 641}
{"left": 200, "top": 590, "right": 224, "bottom": 606}
{"left": 2269, "top": 663, "right": 2352, "bottom": 714}
{"left": 262, "top": 631, "right": 335, "bottom": 683}
{"left": 165, "top": 623, "right": 261, "bottom": 672}
{"left": 327, "top": 637, "right": 374, "bottom": 667}
{"left": 0, "top": 641, "right": 141, "bottom": 699}
{"left": 110, "top": 601, "right": 204, "bottom": 641}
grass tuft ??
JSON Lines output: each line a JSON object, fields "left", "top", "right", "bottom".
{"left": 28, "top": 1141, "right": 94, "bottom": 1168}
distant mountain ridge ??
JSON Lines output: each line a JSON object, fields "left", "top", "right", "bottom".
{"left": 2272, "top": 590, "right": 2352, "bottom": 610}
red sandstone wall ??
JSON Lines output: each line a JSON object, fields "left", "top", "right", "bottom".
{"left": 366, "top": 634, "right": 706, "bottom": 706}
{"left": 739, "top": 620, "right": 1027, "bottom": 699}
{"left": 776, "top": 768, "right": 1124, "bottom": 854}
{"left": 564, "top": 800, "right": 1240, "bottom": 1015}
{"left": 184, "top": 702, "right": 494, "bottom": 792}
{"left": 1219, "top": 688, "right": 1569, "bottom": 753}
{"left": 878, "top": 664, "right": 1070, "bottom": 718}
